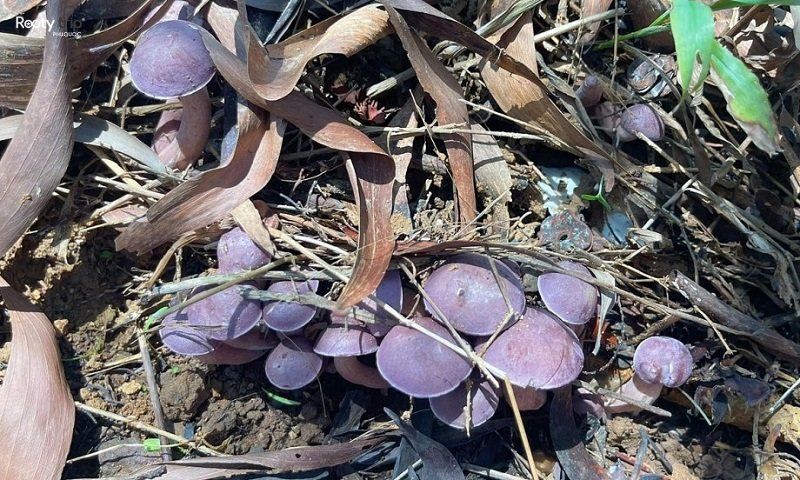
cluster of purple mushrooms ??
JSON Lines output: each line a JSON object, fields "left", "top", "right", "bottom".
{"left": 161, "top": 225, "right": 695, "bottom": 429}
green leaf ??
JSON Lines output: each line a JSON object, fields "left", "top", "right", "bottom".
{"left": 711, "top": 0, "right": 800, "bottom": 10}
{"left": 670, "top": 0, "right": 715, "bottom": 98}
{"left": 709, "top": 41, "right": 780, "bottom": 154}
{"left": 263, "top": 389, "right": 301, "bottom": 406}
{"left": 142, "top": 438, "right": 161, "bottom": 452}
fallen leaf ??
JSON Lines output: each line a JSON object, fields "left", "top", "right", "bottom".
{"left": 248, "top": 3, "right": 391, "bottom": 101}
{"left": 0, "top": 0, "right": 73, "bottom": 257}
{"left": 578, "top": 0, "right": 614, "bottom": 44}
{"left": 381, "top": 0, "right": 477, "bottom": 225}
{"left": 0, "top": 276, "right": 75, "bottom": 480}
{"left": 471, "top": 124, "right": 512, "bottom": 237}
{"left": 550, "top": 387, "right": 612, "bottom": 479}
{"left": 385, "top": 409, "right": 466, "bottom": 480}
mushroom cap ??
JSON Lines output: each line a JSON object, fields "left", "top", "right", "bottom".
{"left": 366, "top": 269, "right": 403, "bottom": 337}
{"left": 483, "top": 308, "right": 584, "bottom": 390}
{"left": 222, "top": 328, "right": 279, "bottom": 351}
{"left": 130, "top": 20, "right": 215, "bottom": 100}
{"left": 265, "top": 337, "right": 323, "bottom": 390}
{"left": 430, "top": 378, "right": 499, "bottom": 429}
{"left": 333, "top": 356, "right": 390, "bottom": 389}
{"left": 510, "top": 385, "right": 547, "bottom": 411}
{"left": 538, "top": 261, "right": 598, "bottom": 326}
{"left": 618, "top": 104, "right": 665, "bottom": 142}
{"left": 185, "top": 285, "right": 263, "bottom": 341}
{"left": 196, "top": 343, "right": 268, "bottom": 365}
{"left": 313, "top": 315, "right": 379, "bottom": 357}
{"left": 159, "top": 309, "right": 217, "bottom": 356}
{"left": 263, "top": 279, "right": 319, "bottom": 332}
{"left": 376, "top": 316, "right": 472, "bottom": 398}
{"left": 633, "top": 336, "right": 693, "bottom": 387}
{"left": 216, "top": 226, "right": 272, "bottom": 273}
{"left": 423, "top": 253, "right": 526, "bottom": 335}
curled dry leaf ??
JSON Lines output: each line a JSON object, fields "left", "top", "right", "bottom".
{"left": 0, "top": 277, "right": 75, "bottom": 480}
{"left": 0, "top": 0, "right": 73, "bottom": 257}
{"left": 381, "top": 1, "right": 477, "bottom": 225}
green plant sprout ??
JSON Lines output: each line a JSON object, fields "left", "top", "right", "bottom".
{"left": 581, "top": 176, "right": 612, "bottom": 210}
{"left": 263, "top": 388, "right": 302, "bottom": 407}
{"left": 599, "top": 0, "right": 797, "bottom": 154}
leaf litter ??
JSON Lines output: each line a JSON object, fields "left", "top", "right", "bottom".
{"left": 0, "top": 0, "right": 798, "bottom": 479}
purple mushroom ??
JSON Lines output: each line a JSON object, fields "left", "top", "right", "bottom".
{"left": 262, "top": 279, "right": 320, "bottom": 332}
{"left": 538, "top": 261, "right": 597, "bottom": 326}
{"left": 196, "top": 343, "right": 270, "bottom": 365}
{"left": 159, "top": 308, "right": 216, "bottom": 356}
{"left": 333, "top": 356, "right": 389, "bottom": 389}
{"left": 130, "top": 19, "right": 215, "bottom": 169}
{"left": 618, "top": 104, "right": 665, "bottom": 142}
{"left": 376, "top": 316, "right": 472, "bottom": 398}
{"left": 265, "top": 337, "right": 323, "bottom": 390}
{"left": 429, "top": 377, "right": 499, "bottom": 429}
{"left": 510, "top": 385, "right": 547, "bottom": 411}
{"left": 605, "top": 336, "right": 693, "bottom": 414}
{"left": 423, "top": 253, "right": 526, "bottom": 335}
{"left": 216, "top": 226, "right": 273, "bottom": 274}
{"left": 483, "top": 308, "right": 584, "bottom": 390}
{"left": 314, "top": 314, "right": 379, "bottom": 357}
{"left": 185, "top": 285, "right": 263, "bottom": 342}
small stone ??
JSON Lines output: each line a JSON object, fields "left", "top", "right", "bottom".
{"left": 160, "top": 369, "right": 209, "bottom": 421}
{"left": 119, "top": 380, "right": 143, "bottom": 395}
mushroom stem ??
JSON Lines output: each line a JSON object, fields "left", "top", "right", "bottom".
{"left": 334, "top": 356, "right": 389, "bottom": 389}
{"left": 603, "top": 373, "right": 663, "bottom": 415}
{"left": 154, "top": 89, "right": 211, "bottom": 170}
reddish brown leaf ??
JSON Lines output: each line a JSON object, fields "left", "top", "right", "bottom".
{"left": 577, "top": 0, "right": 614, "bottom": 44}
{"left": 0, "top": 0, "right": 73, "bottom": 257}
{"left": 381, "top": 1, "right": 477, "bottom": 226}
{"left": 0, "top": 277, "right": 75, "bottom": 480}
{"left": 116, "top": 106, "right": 285, "bottom": 253}
{"left": 248, "top": 4, "right": 391, "bottom": 101}
{"left": 385, "top": 0, "right": 609, "bottom": 162}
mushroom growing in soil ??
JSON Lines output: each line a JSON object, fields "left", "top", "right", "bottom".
{"left": 377, "top": 316, "right": 472, "bottom": 397}
{"left": 423, "top": 253, "right": 526, "bottom": 336}
{"left": 216, "top": 225, "right": 273, "bottom": 274}
{"left": 617, "top": 104, "right": 665, "bottom": 142}
{"left": 605, "top": 336, "right": 693, "bottom": 414}
{"left": 538, "top": 261, "right": 597, "bottom": 328}
{"left": 130, "top": 19, "right": 215, "bottom": 169}
{"left": 262, "top": 279, "right": 320, "bottom": 332}
{"left": 429, "top": 377, "right": 500, "bottom": 429}
{"left": 265, "top": 336, "right": 323, "bottom": 390}
{"left": 483, "top": 308, "right": 584, "bottom": 390}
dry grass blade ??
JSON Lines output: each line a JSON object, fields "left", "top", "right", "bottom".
{"left": 381, "top": 0, "right": 477, "bottom": 225}
{"left": 248, "top": 4, "right": 391, "bottom": 101}
{"left": 0, "top": 0, "right": 73, "bottom": 257}
{"left": 116, "top": 106, "right": 285, "bottom": 253}
{"left": 0, "top": 276, "right": 75, "bottom": 480}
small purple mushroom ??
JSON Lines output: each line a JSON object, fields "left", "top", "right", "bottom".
{"left": 185, "top": 285, "right": 263, "bottom": 341}
{"left": 618, "top": 104, "right": 665, "bottom": 142}
{"left": 333, "top": 356, "right": 390, "bottom": 389}
{"left": 314, "top": 314, "right": 379, "bottom": 357}
{"left": 538, "top": 261, "right": 597, "bottom": 326}
{"left": 429, "top": 377, "right": 499, "bottom": 429}
{"left": 216, "top": 226, "right": 273, "bottom": 274}
{"left": 376, "top": 316, "right": 472, "bottom": 398}
{"left": 423, "top": 253, "right": 526, "bottom": 335}
{"left": 262, "top": 279, "right": 320, "bottom": 332}
{"left": 510, "top": 385, "right": 547, "bottom": 411}
{"left": 483, "top": 308, "right": 584, "bottom": 390}
{"left": 605, "top": 336, "right": 693, "bottom": 414}
{"left": 159, "top": 308, "right": 216, "bottom": 356}
{"left": 196, "top": 343, "right": 269, "bottom": 365}
{"left": 130, "top": 19, "right": 215, "bottom": 169}
{"left": 265, "top": 337, "right": 323, "bottom": 390}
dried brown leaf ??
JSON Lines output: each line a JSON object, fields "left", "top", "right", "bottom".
{"left": 381, "top": 1, "right": 476, "bottom": 225}
{"left": 249, "top": 4, "right": 391, "bottom": 101}
{"left": 578, "top": 0, "right": 614, "bottom": 44}
{"left": 384, "top": 0, "right": 608, "bottom": 164}
{"left": 0, "top": 276, "right": 75, "bottom": 480}
{"left": 550, "top": 387, "right": 612, "bottom": 480}
{"left": 0, "top": 0, "right": 73, "bottom": 257}
{"left": 472, "top": 124, "right": 512, "bottom": 237}
{"left": 0, "top": 0, "right": 42, "bottom": 22}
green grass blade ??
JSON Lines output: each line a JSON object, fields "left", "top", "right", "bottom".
{"left": 709, "top": 41, "right": 780, "bottom": 154}
{"left": 711, "top": 0, "right": 800, "bottom": 10}
{"left": 670, "top": 0, "right": 715, "bottom": 98}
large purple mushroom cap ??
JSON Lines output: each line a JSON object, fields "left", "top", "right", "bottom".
{"left": 314, "top": 314, "right": 379, "bottom": 357}
{"left": 223, "top": 328, "right": 279, "bottom": 351}
{"left": 538, "top": 261, "right": 598, "bottom": 326}
{"left": 430, "top": 378, "right": 499, "bottom": 429}
{"left": 366, "top": 270, "right": 403, "bottom": 337}
{"left": 185, "top": 285, "right": 263, "bottom": 341}
{"left": 265, "top": 337, "right": 323, "bottom": 390}
{"left": 196, "top": 343, "right": 269, "bottom": 365}
{"left": 483, "top": 308, "right": 584, "bottom": 390}
{"left": 263, "top": 279, "right": 319, "bottom": 332}
{"left": 216, "top": 226, "right": 272, "bottom": 273}
{"left": 376, "top": 316, "right": 472, "bottom": 398}
{"left": 423, "top": 253, "right": 526, "bottom": 335}
{"left": 633, "top": 336, "right": 693, "bottom": 388}
{"left": 159, "top": 309, "right": 217, "bottom": 356}
{"left": 130, "top": 20, "right": 215, "bottom": 99}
